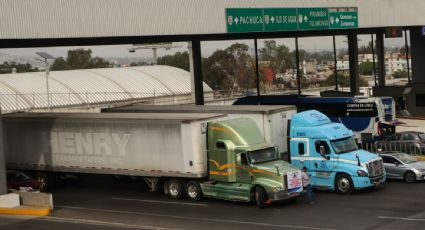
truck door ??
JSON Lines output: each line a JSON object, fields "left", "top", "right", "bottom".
{"left": 290, "top": 138, "right": 311, "bottom": 169}
{"left": 236, "top": 152, "right": 251, "bottom": 183}
{"left": 310, "top": 140, "right": 334, "bottom": 188}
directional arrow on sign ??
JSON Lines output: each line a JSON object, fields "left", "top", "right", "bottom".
{"left": 271, "top": 16, "right": 275, "bottom": 23}
{"left": 335, "top": 17, "right": 340, "bottom": 24}
{"left": 235, "top": 17, "right": 239, "bottom": 24}
{"left": 304, "top": 16, "right": 308, "bottom": 22}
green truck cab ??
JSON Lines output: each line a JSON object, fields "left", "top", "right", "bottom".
{"left": 201, "top": 118, "right": 303, "bottom": 208}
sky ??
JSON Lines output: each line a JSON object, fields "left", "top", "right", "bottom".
{"left": 0, "top": 34, "right": 407, "bottom": 60}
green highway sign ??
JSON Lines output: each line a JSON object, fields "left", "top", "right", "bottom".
{"left": 226, "top": 8, "right": 264, "bottom": 33}
{"left": 297, "top": 8, "right": 329, "bottom": 30}
{"left": 329, "top": 8, "right": 358, "bottom": 29}
{"left": 263, "top": 8, "right": 298, "bottom": 31}
{"left": 225, "top": 7, "right": 358, "bottom": 33}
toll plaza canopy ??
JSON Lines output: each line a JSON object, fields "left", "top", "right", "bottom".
{"left": 0, "top": 0, "right": 423, "bottom": 40}
{"left": 0, "top": 65, "right": 212, "bottom": 112}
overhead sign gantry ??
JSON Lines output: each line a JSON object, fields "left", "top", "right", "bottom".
{"left": 226, "top": 7, "right": 358, "bottom": 32}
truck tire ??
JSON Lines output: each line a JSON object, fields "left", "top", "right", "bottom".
{"left": 255, "top": 186, "right": 267, "bottom": 208}
{"left": 186, "top": 181, "right": 202, "bottom": 201}
{"left": 335, "top": 174, "right": 354, "bottom": 194}
{"left": 404, "top": 171, "right": 416, "bottom": 183}
{"left": 166, "top": 179, "right": 184, "bottom": 199}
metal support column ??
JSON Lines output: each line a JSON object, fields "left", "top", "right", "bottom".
{"left": 0, "top": 115, "right": 7, "bottom": 195}
{"left": 254, "top": 39, "right": 260, "bottom": 97}
{"left": 295, "top": 37, "right": 301, "bottom": 95}
{"left": 376, "top": 31, "right": 386, "bottom": 87}
{"left": 191, "top": 39, "right": 204, "bottom": 105}
{"left": 371, "top": 34, "right": 377, "bottom": 86}
{"left": 404, "top": 29, "right": 411, "bottom": 84}
{"left": 348, "top": 31, "right": 359, "bottom": 96}
{"left": 333, "top": 35, "right": 338, "bottom": 91}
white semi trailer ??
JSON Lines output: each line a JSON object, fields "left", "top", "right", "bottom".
{"left": 3, "top": 112, "right": 303, "bottom": 207}
{"left": 102, "top": 105, "right": 297, "bottom": 155}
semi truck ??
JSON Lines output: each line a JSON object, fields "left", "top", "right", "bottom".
{"left": 103, "top": 105, "right": 386, "bottom": 194}
{"left": 288, "top": 110, "right": 386, "bottom": 194}
{"left": 233, "top": 95, "right": 396, "bottom": 144}
{"left": 3, "top": 112, "right": 303, "bottom": 207}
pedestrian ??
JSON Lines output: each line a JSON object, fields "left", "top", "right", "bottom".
{"left": 302, "top": 166, "right": 316, "bottom": 205}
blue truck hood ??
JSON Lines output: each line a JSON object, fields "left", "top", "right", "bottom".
{"left": 338, "top": 149, "right": 380, "bottom": 164}
{"left": 290, "top": 110, "right": 353, "bottom": 140}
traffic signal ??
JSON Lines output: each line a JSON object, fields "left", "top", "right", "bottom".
{"left": 385, "top": 27, "right": 403, "bottom": 38}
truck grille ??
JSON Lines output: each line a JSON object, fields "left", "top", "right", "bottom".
{"left": 366, "top": 159, "right": 384, "bottom": 178}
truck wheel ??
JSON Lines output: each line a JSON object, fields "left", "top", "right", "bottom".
{"left": 404, "top": 171, "right": 416, "bottom": 183}
{"left": 255, "top": 186, "right": 267, "bottom": 208}
{"left": 166, "top": 179, "right": 184, "bottom": 199}
{"left": 335, "top": 174, "right": 354, "bottom": 194}
{"left": 186, "top": 181, "right": 202, "bottom": 201}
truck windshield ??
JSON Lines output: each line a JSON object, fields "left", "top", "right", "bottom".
{"left": 248, "top": 147, "right": 278, "bottom": 164}
{"left": 331, "top": 136, "right": 358, "bottom": 154}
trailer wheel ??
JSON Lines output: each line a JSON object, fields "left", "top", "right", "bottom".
{"left": 166, "top": 179, "right": 184, "bottom": 199}
{"left": 255, "top": 186, "right": 266, "bottom": 208}
{"left": 186, "top": 181, "right": 202, "bottom": 201}
{"left": 335, "top": 173, "right": 354, "bottom": 194}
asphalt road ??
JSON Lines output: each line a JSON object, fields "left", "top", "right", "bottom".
{"left": 1, "top": 175, "right": 425, "bottom": 230}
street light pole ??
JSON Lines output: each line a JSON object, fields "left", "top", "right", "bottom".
{"left": 36, "top": 52, "right": 55, "bottom": 110}
{"left": 45, "top": 59, "right": 51, "bottom": 110}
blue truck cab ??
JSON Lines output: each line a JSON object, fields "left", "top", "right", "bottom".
{"left": 289, "top": 110, "right": 386, "bottom": 194}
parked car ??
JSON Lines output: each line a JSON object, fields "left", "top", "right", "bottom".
{"left": 379, "top": 151, "right": 425, "bottom": 183}
{"left": 375, "top": 131, "right": 425, "bottom": 154}
{"left": 6, "top": 170, "right": 45, "bottom": 191}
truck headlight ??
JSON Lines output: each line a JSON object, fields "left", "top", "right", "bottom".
{"left": 357, "top": 170, "right": 368, "bottom": 177}
{"left": 272, "top": 186, "right": 284, "bottom": 192}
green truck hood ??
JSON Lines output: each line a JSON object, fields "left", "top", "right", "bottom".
{"left": 251, "top": 160, "right": 300, "bottom": 176}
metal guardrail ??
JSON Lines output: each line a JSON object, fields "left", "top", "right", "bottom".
{"left": 359, "top": 142, "right": 425, "bottom": 155}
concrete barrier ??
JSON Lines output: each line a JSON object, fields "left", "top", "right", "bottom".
{"left": 12, "top": 191, "right": 53, "bottom": 210}
{"left": 0, "top": 193, "right": 20, "bottom": 208}
{"left": 0, "top": 205, "right": 50, "bottom": 216}
{"left": 0, "top": 192, "right": 52, "bottom": 216}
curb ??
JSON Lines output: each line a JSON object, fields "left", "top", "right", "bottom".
{"left": 0, "top": 206, "right": 50, "bottom": 216}
{"left": 415, "top": 156, "right": 425, "bottom": 161}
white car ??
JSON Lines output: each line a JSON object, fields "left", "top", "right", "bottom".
{"left": 379, "top": 152, "right": 425, "bottom": 183}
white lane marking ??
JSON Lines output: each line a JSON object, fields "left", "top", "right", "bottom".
{"left": 378, "top": 216, "right": 425, "bottom": 221}
{"left": 0, "top": 214, "right": 178, "bottom": 230}
{"left": 56, "top": 205, "right": 339, "bottom": 230}
{"left": 112, "top": 197, "right": 208, "bottom": 207}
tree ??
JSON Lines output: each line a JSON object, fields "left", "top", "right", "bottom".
{"left": 393, "top": 70, "right": 408, "bottom": 78}
{"left": 359, "top": 61, "right": 374, "bottom": 75}
{"left": 324, "top": 72, "right": 368, "bottom": 87}
{"left": 358, "top": 41, "right": 374, "bottom": 54}
{"left": 0, "top": 61, "right": 39, "bottom": 74}
{"left": 157, "top": 51, "right": 189, "bottom": 71}
{"left": 203, "top": 43, "right": 256, "bottom": 93}
{"left": 51, "top": 57, "right": 68, "bottom": 70}
{"left": 259, "top": 40, "right": 293, "bottom": 75}
{"left": 50, "top": 48, "right": 111, "bottom": 70}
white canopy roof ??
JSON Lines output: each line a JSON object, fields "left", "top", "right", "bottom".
{"left": 0, "top": 65, "right": 212, "bottom": 112}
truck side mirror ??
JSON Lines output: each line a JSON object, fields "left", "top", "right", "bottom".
{"left": 236, "top": 153, "right": 241, "bottom": 164}
{"left": 236, "top": 152, "right": 248, "bottom": 165}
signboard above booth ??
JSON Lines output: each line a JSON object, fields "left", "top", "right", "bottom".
{"left": 226, "top": 7, "right": 358, "bottom": 33}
